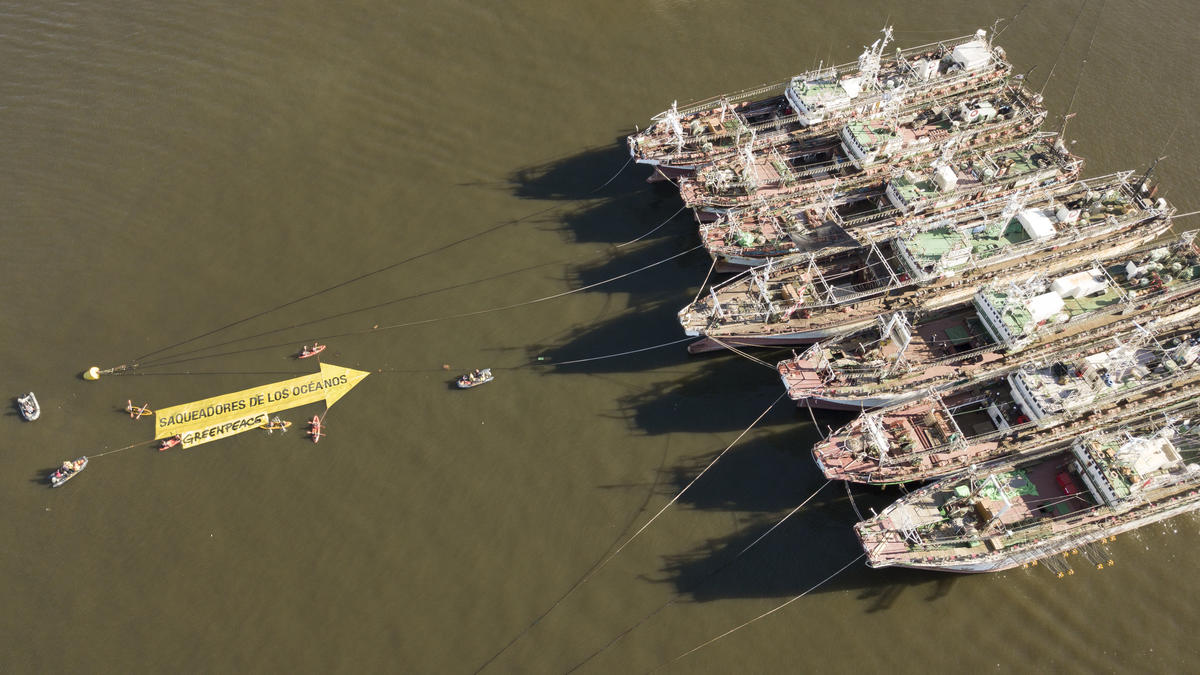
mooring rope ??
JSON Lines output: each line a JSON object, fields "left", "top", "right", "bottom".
{"left": 131, "top": 200, "right": 580, "bottom": 364}
{"left": 691, "top": 256, "right": 718, "bottom": 306}
{"left": 993, "top": 0, "right": 1032, "bottom": 38}
{"left": 118, "top": 245, "right": 705, "bottom": 372}
{"left": 478, "top": 392, "right": 784, "bottom": 675}
{"left": 539, "top": 337, "right": 694, "bottom": 366}
{"left": 124, "top": 153, "right": 648, "bottom": 369}
{"left": 564, "top": 479, "right": 835, "bottom": 674}
{"left": 844, "top": 481, "right": 865, "bottom": 521}
{"left": 656, "top": 553, "right": 866, "bottom": 669}
{"left": 707, "top": 336, "right": 777, "bottom": 370}
{"left": 89, "top": 440, "right": 152, "bottom": 459}
{"left": 735, "top": 480, "right": 832, "bottom": 557}
{"left": 616, "top": 206, "right": 686, "bottom": 248}
{"left": 472, "top": 435, "right": 675, "bottom": 675}
{"left": 1063, "top": 0, "right": 1106, "bottom": 121}
{"left": 804, "top": 399, "right": 826, "bottom": 439}
{"left": 591, "top": 155, "right": 634, "bottom": 193}
{"left": 135, "top": 260, "right": 563, "bottom": 367}
{"left": 1039, "top": 0, "right": 1088, "bottom": 96}
{"left": 594, "top": 392, "right": 786, "bottom": 568}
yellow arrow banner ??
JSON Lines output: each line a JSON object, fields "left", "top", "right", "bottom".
{"left": 154, "top": 362, "right": 370, "bottom": 440}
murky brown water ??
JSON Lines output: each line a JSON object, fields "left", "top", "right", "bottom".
{"left": 2, "top": 1, "right": 1199, "bottom": 672}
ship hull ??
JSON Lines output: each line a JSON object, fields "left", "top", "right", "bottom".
{"left": 798, "top": 392, "right": 910, "bottom": 411}
{"left": 645, "top": 163, "right": 697, "bottom": 183}
{"left": 712, "top": 251, "right": 798, "bottom": 273}
{"left": 687, "top": 317, "right": 876, "bottom": 353}
{"left": 687, "top": 218, "right": 1170, "bottom": 352}
{"left": 790, "top": 292, "right": 1200, "bottom": 410}
{"left": 864, "top": 493, "right": 1200, "bottom": 573}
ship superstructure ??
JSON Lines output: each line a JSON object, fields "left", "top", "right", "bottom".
{"left": 678, "top": 84, "right": 1047, "bottom": 217}
{"left": 855, "top": 413, "right": 1200, "bottom": 572}
{"left": 779, "top": 233, "right": 1200, "bottom": 410}
{"left": 629, "top": 28, "right": 1013, "bottom": 179}
{"left": 811, "top": 319, "right": 1200, "bottom": 484}
{"left": 679, "top": 173, "right": 1173, "bottom": 352}
{"left": 698, "top": 128, "right": 1080, "bottom": 270}
{"left": 620, "top": 20, "right": 1200, "bottom": 578}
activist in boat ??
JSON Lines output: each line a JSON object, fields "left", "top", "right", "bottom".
{"left": 298, "top": 343, "right": 326, "bottom": 359}
{"left": 307, "top": 415, "right": 324, "bottom": 443}
{"left": 17, "top": 392, "right": 39, "bottom": 421}
{"left": 457, "top": 368, "right": 494, "bottom": 389}
{"left": 126, "top": 400, "right": 152, "bottom": 420}
{"left": 50, "top": 457, "right": 87, "bottom": 487}
{"left": 261, "top": 415, "right": 291, "bottom": 433}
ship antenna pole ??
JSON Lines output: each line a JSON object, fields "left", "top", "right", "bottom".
{"left": 1132, "top": 155, "right": 1166, "bottom": 198}
{"left": 1133, "top": 122, "right": 1178, "bottom": 196}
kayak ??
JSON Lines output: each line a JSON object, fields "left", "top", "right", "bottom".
{"left": 260, "top": 419, "right": 292, "bottom": 433}
{"left": 298, "top": 344, "right": 326, "bottom": 359}
{"left": 307, "top": 415, "right": 324, "bottom": 443}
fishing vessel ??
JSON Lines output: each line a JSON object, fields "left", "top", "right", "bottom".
{"left": 779, "top": 232, "right": 1200, "bottom": 410}
{"left": 854, "top": 413, "right": 1200, "bottom": 572}
{"left": 629, "top": 27, "right": 1013, "bottom": 180}
{"left": 49, "top": 457, "right": 87, "bottom": 487}
{"left": 679, "top": 84, "right": 1046, "bottom": 218}
{"left": 679, "top": 171, "right": 1173, "bottom": 352}
{"left": 699, "top": 130, "right": 1081, "bottom": 269}
{"left": 457, "top": 368, "right": 494, "bottom": 389}
{"left": 17, "top": 392, "right": 39, "bottom": 421}
{"left": 811, "top": 319, "right": 1200, "bottom": 485}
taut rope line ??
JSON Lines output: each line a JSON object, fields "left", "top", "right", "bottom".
{"left": 656, "top": 553, "right": 866, "bottom": 669}
{"left": 617, "top": 206, "right": 687, "bottom": 248}
{"left": 120, "top": 245, "right": 705, "bottom": 372}
{"left": 563, "top": 480, "right": 835, "bottom": 673}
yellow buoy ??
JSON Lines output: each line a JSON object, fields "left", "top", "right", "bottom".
{"left": 83, "top": 366, "right": 100, "bottom": 381}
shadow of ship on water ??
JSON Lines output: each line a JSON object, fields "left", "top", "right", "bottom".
{"left": 509, "top": 141, "right": 654, "bottom": 204}
{"left": 650, "top": 433, "right": 963, "bottom": 608}
{"left": 544, "top": 183, "right": 690, "bottom": 246}
{"left": 511, "top": 142, "right": 961, "bottom": 605}
{"left": 509, "top": 140, "right": 697, "bottom": 249}
{"left": 530, "top": 306, "right": 857, "bottom": 437}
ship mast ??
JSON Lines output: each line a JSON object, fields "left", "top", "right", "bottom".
{"left": 858, "top": 26, "right": 894, "bottom": 89}
{"left": 878, "top": 312, "right": 913, "bottom": 377}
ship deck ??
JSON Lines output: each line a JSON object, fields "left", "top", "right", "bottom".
{"left": 782, "top": 309, "right": 998, "bottom": 397}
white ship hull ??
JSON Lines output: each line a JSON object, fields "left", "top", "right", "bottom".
{"left": 687, "top": 316, "right": 878, "bottom": 353}
{"left": 800, "top": 392, "right": 909, "bottom": 411}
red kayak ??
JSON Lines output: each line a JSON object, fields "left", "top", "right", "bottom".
{"left": 158, "top": 435, "right": 182, "bottom": 452}
{"left": 307, "top": 415, "right": 324, "bottom": 443}
{"left": 298, "top": 343, "right": 326, "bottom": 359}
